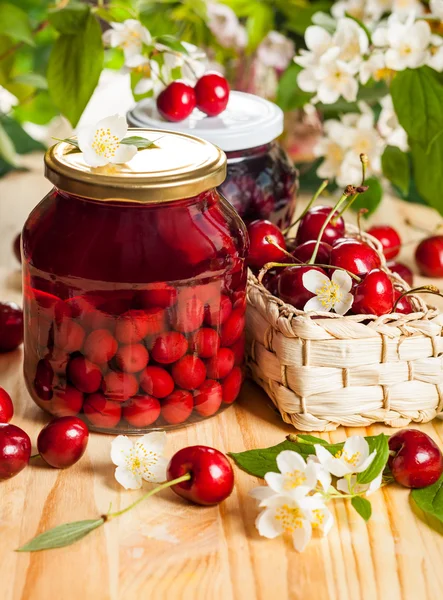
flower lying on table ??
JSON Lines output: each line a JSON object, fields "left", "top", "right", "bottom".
{"left": 246, "top": 435, "right": 387, "bottom": 552}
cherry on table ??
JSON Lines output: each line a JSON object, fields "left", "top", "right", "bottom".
{"left": 0, "top": 387, "right": 13, "bottom": 423}
{"left": 157, "top": 81, "right": 196, "bottom": 122}
{"left": 0, "top": 424, "right": 31, "bottom": 480}
{"left": 352, "top": 269, "right": 394, "bottom": 316}
{"left": 388, "top": 429, "right": 443, "bottom": 488}
{"left": 0, "top": 302, "right": 23, "bottom": 353}
{"left": 167, "top": 445, "right": 234, "bottom": 505}
{"left": 367, "top": 225, "right": 401, "bottom": 260}
{"left": 387, "top": 261, "right": 414, "bottom": 286}
{"left": 37, "top": 416, "right": 89, "bottom": 469}
{"left": 278, "top": 266, "right": 326, "bottom": 310}
{"left": 330, "top": 239, "right": 381, "bottom": 277}
{"left": 247, "top": 219, "right": 287, "bottom": 270}
{"left": 296, "top": 206, "right": 345, "bottom": 246}
{"left": 194, "top": 72, "right": 230, "bottom": 117}
{"left": 415, "top": 236, "right": 443, "bottom": 278}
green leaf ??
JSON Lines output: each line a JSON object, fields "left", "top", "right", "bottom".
{"left": 381, "top": 145, "right": 410, "bottom": 196}
{"left": 48, "top": 3, "right": 90, "bottom": 35}
{"left": 351, "top": 496, "right": 372, "bottom": 521}
{"left": 121, "top": 136, "right": 159, "bottom": 149}
{"left": 47, "top": 14, "right": 104, "bottom": 127}
{"left": 285, "top": 2, "right": 332, "bottom": 35}
{"left": 245, "top": 3, "right": 274, "bottom": 52}
{"left": 351, "top": 176, "right": 383, "bottom": 218}
{"left": 13, "top": 91, "right": 59, "bottom": 125}
{"left": 13, "top": 73, "right": 47, "bottom": 89}
{"left": 0, "top": 121, "right": 18, "bottom": 166}
{"left": 53, "top": 137, "right": 79, "bottom": 148}
{"left": 155, "top": 34, "right": 189, "bottom": 54}
{"left": 391, "top": 67, "right": 443, "bottom": 151}
{"left": 410, "top": 137, "right": 443, "bottom": 215}
{"left": 294, "top": 434, "right": 330, "bottom": 445}
{"left": 276, "top": 63, "right": 313, "bottom": 111}
{"left": 357, "top": 434, "right": 390, "bottom": 484}
{"left": 16, "top": 518, "right": 104, "bottom": 552}
{"left": 0, "top": 115, "right": 45, "bottom": 153}
{"left": 0, "top": 3, "right": 34, "bottom": 46}
{"left": 411, "top": 473, "right": 443, "bottom": 524}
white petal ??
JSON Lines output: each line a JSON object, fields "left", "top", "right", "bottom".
{"left": 316, "top": 83, "right": 340, "bottom": 105}
{"left": 276, "top": 450, "right": 307, "bottom": 475}
{"left": 315, "top": 444, "right": 351, "bottom": 477}
{"left": 412, "top": 20, "right": 431, "bottom": 49}
{"left": 302, "top": 270, "right": 330, "bottom": 294}
{"left": 96, "top": 114, "right": 128, "bottom": 141}
{"left": 291, "top": 519, "right": 312, "bottom": 552}
{"left": 111, "top": 435, "right": 134, "bottom": 467}
{"left": 308, "top": 460, "right": 332, "bottom": 491}
{"left": 336, "top": 477, "right": 351, "bottom": 494}
{"left": 256, "top": 508, "right": 283, "bottom": 539}
{"left": 305, "top": 26, "right": 332, "bottom": 53}
{"left": 304, "top": 296, "right": 329, "bottom": 313}
{"left": 297, "top": 69, "right": 319, "bottom": 92}
{"left": 138, "top": 431, "right": 167, "bottom": 454}
{"left": 110, "top": 143, "right": 137, "bottom": 164}
{"left": 82, "top": 147, "right": 109, "bottom": 168}
{"left": 355, "top": 449, "right": 377, "bottom": 473}
{"left": 144, "top": 456, "right": 168, "bottom": 483}
{"left": 367, "top": 472, "right": 383, "bottom": 496}
{"left": 77, "top": 126, "right": 94, "bottom": 152}
{"left": 249, "top": 486, "right": 278, "bottom": 504}
{"left": 343, "top": 436, "right": 370, "bottom": 464}
{"left": 264, "top": 472, "right": 286, "bottom": 494}
{"left": 134, "top": 78, "right": 154, "bottom": 95}
{"left": 331, "top": 269, "right": 353, "bottom": 294}
{"left": 340, "top": 77, "right": 359, "bottom": 102}
{"left": 115, "top": 466, "right": 142, "bottom": 490}
{"left": 334, "top": 293, "right": 354, "bottom": 316}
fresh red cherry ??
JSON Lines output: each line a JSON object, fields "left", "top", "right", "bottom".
{"left": 387, "top": 261, "right": 414, "bottom": 286}
{"left": 194, "top": 72, "right": 230, "bottom": 117}
{"left": 247, "top": 219, "right": 287, "bottom": 270}
{"left": 388, "top": 429, "right": 443, "bottom": 488}
{"left": 296, "top": 206, "right": 345, "bottom": 246}
{"left": 167, "top": 445, "right": 234, "bottom": 505}
{"left": 367, "top": 225, "right": 401, "bottom": 260}
{"left": 0, "top": 302, "right": 23, "bottom": 352}
{"left": 415, "top": 236, "right": 443, "bottom": 277}
{"left": 0, "top": 387, "right": 13, "bottom": 423}
{"left": 13, "top": 233, "right": 21, "bottom": 264}
{"left": 352, "top": 269, "right": 394, "bottom": 315}
{"left": 393, "top": 290, "right": 413, "bottom": 314}
{"left": 0, "top": 424, "right": 31, "bottom": 480}
{"left": 292, "top": 240, "right": 332, "bottom": 265}
{"left": 330, "top": 239, "right": 380, "bottom": 277}
{"left": 278, "top": 266, "right": 326, "bottom": 310}
{"left": 37, "top": 416, "right": 89, "bottom": 469}
{"left": 156, "top": 81, "right": 196, "bottom": 122}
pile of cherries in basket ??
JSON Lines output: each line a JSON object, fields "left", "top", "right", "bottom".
{"left": 246, "top": 185, "right": 419, "bottom": 317}
{"left": 156, "top": 72, "right": 230, "bottom": 122}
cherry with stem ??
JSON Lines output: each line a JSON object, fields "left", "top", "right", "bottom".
{"left": 391, "top": 284, "right": 442, "bottom": 313}
{"left": 282, "top": 179, "right": 329, "bottom": 235}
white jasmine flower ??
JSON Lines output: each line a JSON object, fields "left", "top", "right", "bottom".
{"left": 313, "top": 47, "right": 359, "bottom": 103}
{"left": 307, "top": 456, "right": 332, "bottom": 492}
{"left": 333, "top": 18, "right": 369, "bottom": 64}
{"left": 314, "top": 120, "right": 349, "bottom": 181}
{"left": 391, "top": 0, "right": 424, "bottom": 18}
{"left": 133, "top": 60, "right": 168, "bottom": 96}
{"left": 255, "top": 493, "right": 330, "bottom": 552}
{"left": 380, "top": 15, "right": 431, "bottom": 70}
{"left": 111, "top": 432, "right": 168, "bottom": 490}
{"left": 303, "top": 270, "right": 354, "bottom": 315}
{"left": 263, "top": 451, "right": 318, "bottom": 499}
{"left": 102, "top": 20, "right": 152, "bottom": 63}
{"left": 378, "top": 94, "right": 409, "bottom": 151}
{"left": 77, "top": 114, "right": 137, "bottom": 168}
{"left": 332, "top": 0, "right": 367, "bottom": 21}
{"left": 430, "top": 0, "right": 443, "bottom": 19}
{"left": 359, "top": 52, "right": 387, "bottom": 84}
{"left": 337, "top": 472, "right": 383, "bottom": 496}
{"left": 257, "top": 31, "right": 295, "bottom": 71}
{"left": 427, "top": 34, "right": 443, "bottom": 72}
{"left": 206, "top": 3, "right": 247, "bottom": 49}
{"left": 295, "top": 25, "right": 334, "bottom": 91}
{"left": 315, "top": 436, "right": 377, "bottom": 478}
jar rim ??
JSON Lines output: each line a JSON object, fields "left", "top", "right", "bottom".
{"left": 44, "top": 128, "right": 227, "bottom": 203}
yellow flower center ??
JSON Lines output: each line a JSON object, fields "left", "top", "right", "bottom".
{"left": 374, "top": 67, "right": 395, "bottom": 82}
{"left": 275, "top": 504, "right": 304, "bottom": 534}
{"left": 92, "top": 127, "right": 120, "bottom": 158}
{"left": 126, "top": 442, "right": 159, "bottom": 477}
{"left": 335, "top": 449, "right": 361, "bottom": 467}
{"left": 316, "top": 280, "right": 343, "bottom": 309}
{"left": 122, "top": 29, "right": 142, "bottom": 49}
{"left": 312, "top": 509, "right": 325, "bottom": 529}
{"left": 283, "top": 470, "right": 307, "bottom": 490}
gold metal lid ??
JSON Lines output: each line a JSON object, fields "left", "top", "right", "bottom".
{"left": 44, "top": 128, "right": 227, "bottom": 203}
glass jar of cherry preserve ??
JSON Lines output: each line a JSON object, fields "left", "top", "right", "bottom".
{"left": 127, "top": 91, "right": 298, "bottom": 229}
{"left": 22, "top": 130, "right": 248, "bottom": 433}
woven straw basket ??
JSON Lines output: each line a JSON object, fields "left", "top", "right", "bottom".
{"left": 246, "top": 224, "right": 443, "bottom": 432}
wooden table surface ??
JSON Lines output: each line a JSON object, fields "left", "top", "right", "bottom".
{"left": 2, "top": 155, "right": 443, "bottom": 600}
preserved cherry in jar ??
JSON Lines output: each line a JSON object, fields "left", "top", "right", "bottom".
{"left": 128, "top": 91, "right": 298, "bottom": 228}
{"left": 22, "top": 130, "right": 248, "bottom": 432}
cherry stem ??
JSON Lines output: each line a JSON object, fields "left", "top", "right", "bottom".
{"left": 282, "top": 179, "right": 329, "bottom": 234}
{"left": 105, "top": 473, "right": 191, "bottom": 521}
{"left": 30, "top": 453, "right": 40, "bottom": 460}
{"left": 264, "top": 236, "right": 300, "bottom": 262}
{"left": 392, "top": 285, "right": 443, "bottom": 312}
{"left": 257, "top": 261, "right": 361, "bottom": 284}
{"left": 357, "top": 208, "right": 368, "bottom": 238}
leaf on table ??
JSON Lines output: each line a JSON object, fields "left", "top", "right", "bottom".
{"left": 16, "top": 518, "right": 105, "bottom": 552}
{"left": 411, "top": 474, "right": 443, "bottom": 525}
{"left": 351, "top": 496, "right": 372, "bottom": 521}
